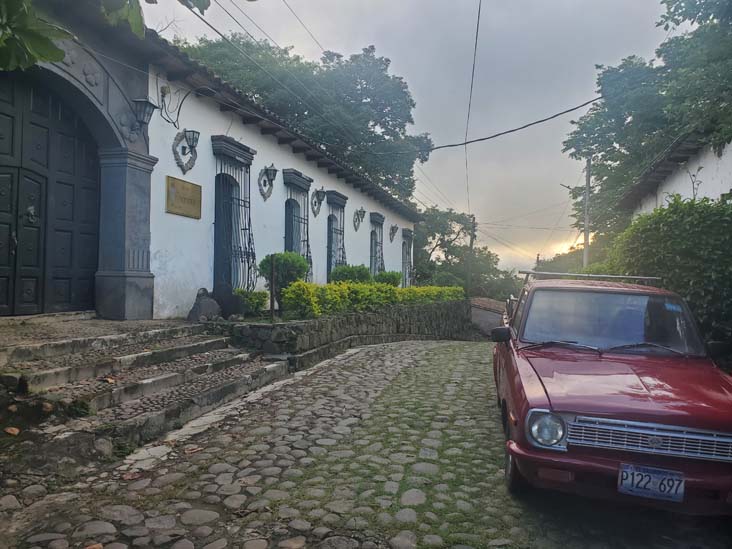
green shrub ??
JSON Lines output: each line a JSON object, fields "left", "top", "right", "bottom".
{"left": 281, "top": 282, "right": 465, "bottom": 318}
{"left": 282, "top": 281, "right": 321, "bottom": 318}
{"left": 315, "top": 283, "right": 351, "bottom": 315}
{"left": 330, "top": 264, "right": 372, "bottom": 283}
{"left": 233, "top": 289, "right": 269, "bottom": 316}
{"left": 374, "top": 271, "right": 402, "bottom": 286}
{"left": 609, "top": 195, "right": 732, "bottom": 339}
{"left": 399, "top": 286, "right": 465, "bottom": 304}
{"left": 259, "top": 252, "right": 309, "bottom": 310}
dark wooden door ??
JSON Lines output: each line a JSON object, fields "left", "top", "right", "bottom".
{"left": 0, "top": 168, "right": 17, "bottom": 316}
{"left": 0, "top": 73, "right": 99, "bottom": 316}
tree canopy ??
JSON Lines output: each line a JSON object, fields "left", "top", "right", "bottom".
{"left": 180, "top": 36, "right": 432, "bottom": 199}
{"left": 413, "top": 207, "right": 520, "bottom": 299}
{"left": 562, "top": 0, "right": 732, "bottom": 238}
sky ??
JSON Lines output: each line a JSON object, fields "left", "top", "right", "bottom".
{"left": 142, "top": 0, "right": 670, "bottom": 270}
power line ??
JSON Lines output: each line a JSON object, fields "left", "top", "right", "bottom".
{"left": 479, "top": 222, "right": 575, "bottom": 232}
{"left": 366, "top": 96, "right": 603, "bottom": 156}
{"left": 215, "top": 0, "right": 375, "bottom": 156}
{"left": 281, "top": 0, "right": 326, "bottom": 53}
{"left": 488, "top": 199, "right": 571, "bottom": 226}
{"left": 478, "top": 228, "right": 536, "bottom": 260}
{"left": 227, "top": 0, "right": 282, "bottom": 48}
{"left": 186, "top": 4, "right": 359, "bottom": 148}
{"left": 415, "top": 165, "right": 456, "bottom": 208}
{"left": 463, "top": 0, "right": 483, "bottom": 213}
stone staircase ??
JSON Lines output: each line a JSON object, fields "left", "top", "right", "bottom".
{"left": 0, "top": 322, "right": 288, "bottom": 472}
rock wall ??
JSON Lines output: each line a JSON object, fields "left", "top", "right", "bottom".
{"left": 210, "top": 300, "right": 475, "bottom": 370}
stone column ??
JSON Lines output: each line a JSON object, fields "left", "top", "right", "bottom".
{"left": 96, "top": 148, "right": 158, "bottom": 320}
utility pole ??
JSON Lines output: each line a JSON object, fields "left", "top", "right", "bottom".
{"left": 583, "top": 157, "right": 591, "bottom": 269}
{"left": 466, "top": 214, "right": 476, "bottom": 296}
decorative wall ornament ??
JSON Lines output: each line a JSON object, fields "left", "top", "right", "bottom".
{"left": 258, "top": 164, "right": 278, "bottom": 201}
{"left": 311, "top": 186, "right": 326, "bottom": 217}
{"left": 117, "top": 112, "right": 140, "bottom": 143}
{"left": 389, "top": 224, "right": 399, "bottom": 242}
{"left": 173, "top": 130, "right": 197, "bottom": 174}
{"left": 82, "top": 63, "right": 101, "bottom": 87}
{"left": 353, "top": 207, "right": 366, "bottom": 231}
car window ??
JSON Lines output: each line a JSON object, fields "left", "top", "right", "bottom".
{"left": 521, "top": 289, "right": 706, "bottom": 356}
{"left": 511, "top": 291, "right": 527, "bottom": 333}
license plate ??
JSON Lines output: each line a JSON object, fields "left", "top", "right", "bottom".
{"left": 618, "top": 464, "right": 684, "bottom": 502}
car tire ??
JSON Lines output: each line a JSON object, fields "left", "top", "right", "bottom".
{"left": 504, "top": 442, "right": 528, "bottom": 495}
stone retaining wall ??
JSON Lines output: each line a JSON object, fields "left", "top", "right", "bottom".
{"left": 209, "top": 300, "right": 475, "bottom": 370}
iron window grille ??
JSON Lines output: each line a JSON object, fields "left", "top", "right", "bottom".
{"left": 370, "top": 222, "right": 385, "bottom": 276}
{"left": 327, "top": 204, "right": 347, "bottom": 281}
{"left": 402, "top": 230, "right": 414, "bottom": 287}
{"left": 286, "top": 185, "right": 313, "bottom": 281}
{"left": 213, "top": 150, "right": 257, "bottom": 292}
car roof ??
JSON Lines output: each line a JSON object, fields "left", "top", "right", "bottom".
{"left": 526, "top": 278, "right": 677, "bottom": 296}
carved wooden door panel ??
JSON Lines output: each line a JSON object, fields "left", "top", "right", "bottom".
{"left": 14, "top": 169, "right": 45, "bottom": 315}
{"left": 0, "top": 73, "right": 99, "bottom": 315}
{"left": 0, "top": 168, "right": 17, "bottom": 316}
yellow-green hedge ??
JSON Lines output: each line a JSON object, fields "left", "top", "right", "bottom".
{"left": 282, "top": 281, "right": 465, "bottom": 318}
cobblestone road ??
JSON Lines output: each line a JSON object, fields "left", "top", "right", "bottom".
{"left": 5, "top": 341, "right": 732, "bottom": 548}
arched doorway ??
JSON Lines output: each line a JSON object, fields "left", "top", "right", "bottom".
{"left": 0, "top": 73, "right": 100, "bottom": 316}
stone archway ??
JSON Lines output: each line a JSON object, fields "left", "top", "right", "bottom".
{"left": 0, "top": 40, "right": 157, "bottom": 319}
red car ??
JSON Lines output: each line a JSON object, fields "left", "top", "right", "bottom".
{"left": 492, "top": 274, "right": 732, "bottom": 515}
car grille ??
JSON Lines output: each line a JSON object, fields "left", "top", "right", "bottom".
{"left": 567, "top": 416, "right": 732, "bottom": 463}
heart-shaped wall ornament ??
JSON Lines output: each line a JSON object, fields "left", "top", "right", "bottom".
{"left": 258, "top": 167, "right": 274, "bottom": 201}
{"left": 173, "top": 131, "right": 196, "bottom": 174}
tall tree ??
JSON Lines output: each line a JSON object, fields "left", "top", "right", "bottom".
{"left": 182, "top": 37, "right": 432, "bottom": 199}
{"left": 562, "top": 0, "right": 732, "bottom": 238}
{"left": 413, "top": 207, "right": 519, "bottom": 299}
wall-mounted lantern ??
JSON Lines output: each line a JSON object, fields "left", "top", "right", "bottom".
{"left": 311, "top": 186, "right": 326, "bottom": 216}
{"left": 131, "top": 98, "right": 158, "bottom": 126}
{"left": 258, "top": 163, "right": 278, "bottom": 201}
{"left": 173, "top": 128, "right": 199, "bottom": 174}
{"left": 182, "top": 129, "right": 200, "bottom": 156}
{"left": 353, "top": 207, "right": 367, "bottom": 231}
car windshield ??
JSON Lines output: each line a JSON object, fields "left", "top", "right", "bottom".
{"left": 521, "top": 289, "right": 706, "bottom": 356}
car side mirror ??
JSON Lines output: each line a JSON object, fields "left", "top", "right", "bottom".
{"left": 707, "top": 341, "right": 732, "bottom": 359}
{"left": 491, "top": 326, "right": 511, "bottom": 343}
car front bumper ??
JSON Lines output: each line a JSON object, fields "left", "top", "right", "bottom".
{"left": 507, "top": 440, "right": 732, "bottom": 515}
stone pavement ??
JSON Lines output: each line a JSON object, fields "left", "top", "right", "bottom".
{"left": 3, "top": 341, "right": 731, "bottom": 548}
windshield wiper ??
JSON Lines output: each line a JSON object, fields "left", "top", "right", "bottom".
{"left": 520, "top": 340, "right": 601, "bottom": 354}
{"left": 601, "top": 342, "right": 687, "bottom": 357}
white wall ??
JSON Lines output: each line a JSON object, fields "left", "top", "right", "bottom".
{"left": 148, "top": 69, "right": 415, "bottom": 318}
{"left": 633, "top": 144, "right": 732, "bottom": 216}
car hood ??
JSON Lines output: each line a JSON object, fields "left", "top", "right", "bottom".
{"left": 523, "top": 349, "right": 732, "bottom": 431}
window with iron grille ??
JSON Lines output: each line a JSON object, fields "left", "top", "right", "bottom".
{"left": 283, "top": 169, "right": 313, "bottom": 281}
{"left": 212, "top": 136, "right": 257, "bottom": 293}
{"left": 326, "top": 191, "right": 348, "bottom": 281}
{"left": 402, "top": 228, "right": 414, "bottom": 287}
{"left": 369, "top": 212, "right": 385, "bottom": 276}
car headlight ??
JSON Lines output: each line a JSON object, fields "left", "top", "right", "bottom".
{"left": 528, "top": 411, "right": 565, "bottom": 447}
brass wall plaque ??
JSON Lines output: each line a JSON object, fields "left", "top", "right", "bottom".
{"left": 166, "top": 176, "right": 202, "bottom": 219}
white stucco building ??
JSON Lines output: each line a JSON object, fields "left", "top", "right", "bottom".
{"left": 145, "top": 36, "right": 419, "bottom": 318}
{"left": 621, "top": 135, "right": 732, "bottom": 216}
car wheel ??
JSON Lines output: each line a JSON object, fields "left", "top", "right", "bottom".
{"left": 504, "top": 443, "right": 528, "bottom": 495}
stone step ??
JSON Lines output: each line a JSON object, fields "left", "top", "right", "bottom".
{"left": 33, "top": 358, "right": 290, "bottom": 462}
{"left": 5, "top": 335, "right": 230, "bottom": 393}
{"left": 0, "top": 323, "right": 206, "bottom": 368}
{"left": 86, "top": 350, "right": 253, "bottom": 412}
